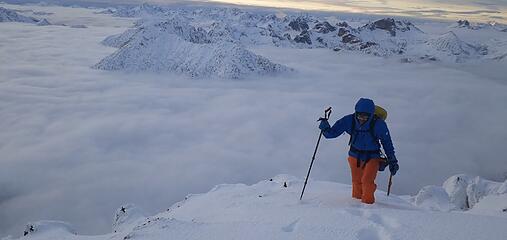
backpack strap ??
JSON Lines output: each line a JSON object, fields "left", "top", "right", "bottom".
{"left": 369, "top": 116, "right": 377, "bottom": 140}
{"left": 349, "top": 115, "right": 378, "bottom": 146}
{"left": 348, "top": 115, "right": 356, "bottom": 146}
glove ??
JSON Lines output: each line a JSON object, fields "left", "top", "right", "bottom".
{"left": 378, "top": 158, "right": 388, "bottom": 171}
{"left": 318, "top": 118, "right": 331, "bottom": 131}
{"left": 387, "top": 155, "right": 399, "bottom": 176}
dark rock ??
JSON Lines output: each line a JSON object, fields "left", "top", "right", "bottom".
{"left": 338, "top": 27, "right": 349, "bottom": 37}
{"left": 283, "top": 182, "right": 287, "bottom": 188}
{"left": 316, "top": 37, "right": 326, "bottom": 46}
{"left": 333, "top": 47, "right": 341, "bottom": 52}
{"left": 400, "top": 58, "right": 413, "bottom": 63}
{"left": 457, "top": 20, "right": 471, "bottom": 27}
{"left": 24, "top": 225, "right": 35, "bottom": 236}
{"left": 342, "top": 33, "right": 361, "bottom": 44}
{"left": 360, "top": 41, "right": 376, "bottom": 49}
{"left": 363, "top": 18, "right": 418, "bottom": 37}
{"left": 337, "top": 21, "right": 349, "bottom": 28}
{"left": 370, "top": 18, "right": 397, "bottom": 36}
{"left": 289, "top": 17, "right": 309, "bottom": 31}
{"left": 313, "top": 21, "right": 336, "bottom": 33}
{"left": 502, "top": 28, "right": 507, "bottom": 32}
{"left": 283, "top": 33, "right": 291, "bottom": 40}
{"left": 294, "top": 30, "right": 312, "bottom": 44}
{"left": 502, "top": 208, "right": 507, "bottom": 212}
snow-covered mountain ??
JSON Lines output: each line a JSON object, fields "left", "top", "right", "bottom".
{"left": 94, "top": 18, "right": 291, "bottom": 79}
{"left": 96, "top": 4, "right": 507, "bottom": 78}
{"left": 425, "top": 31, "right": 488, "bottom": 62}
{"left": 36, "top": 18, "right": 51, "bottom": 26}
{"left": 16, "top": 174, "right": 507, "bottom": 240}
{"left": 0, "top": 7, "right": 38, "bottom": 23}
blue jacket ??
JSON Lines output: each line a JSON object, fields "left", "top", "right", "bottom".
{"left": 322, "top": 98, "right": 395, "bottom": 161}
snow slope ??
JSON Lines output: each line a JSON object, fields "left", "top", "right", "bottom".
{"left": 16, "top": 175, "right": 507, "bottom": 240}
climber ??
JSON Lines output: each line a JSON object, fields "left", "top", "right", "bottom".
{"left": 318, "top": 98, "right": 399, "bottom": 204}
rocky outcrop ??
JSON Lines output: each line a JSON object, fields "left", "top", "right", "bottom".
{"left": 360, "top": 18, "right": 421, "bottom": 37}
{"left": 288, "top": 17, "right": 309, "bottom": 32}
{"left": 313, "top": 21, "right": 336, "bottom": 34}
{"left": 294, "top": 30, "right": 312, "bottom": 44}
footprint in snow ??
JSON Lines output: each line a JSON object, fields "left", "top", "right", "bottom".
{"left": 281, "top": 219, "right": 300, "bottom": 233}
{"left": 365, "top": 213, "right": 401, "bottom": 229}
{"left": 346, "top": 209, "right": 400, "bottom": 230}
{"left": 357, "top": 228, "right": 391, "bottom": 240}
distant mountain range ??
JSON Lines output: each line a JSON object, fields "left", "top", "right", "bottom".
{"left": 94, "top": 4, "right": 507, "bottom": 79}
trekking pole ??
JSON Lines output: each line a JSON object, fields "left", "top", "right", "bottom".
{"left": 300, "top": 107, "right": 332, "bottom": 201}
{"left": 387, "top": 174, "right": 393, "bottom": 196}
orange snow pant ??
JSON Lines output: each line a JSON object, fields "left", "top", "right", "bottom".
{"left": 347, "top": 156, "right": 380, "bottom": 204}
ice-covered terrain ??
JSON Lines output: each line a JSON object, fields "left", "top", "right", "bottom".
{"left": 1, "top": 2, "right": 507, "bottom": 238}
{"left": 15, "top": 175, "right": 507, "bottom": 240}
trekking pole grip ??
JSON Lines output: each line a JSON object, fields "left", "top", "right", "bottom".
{"left": 324, "top": 107, "right": 332, "bottom": 120}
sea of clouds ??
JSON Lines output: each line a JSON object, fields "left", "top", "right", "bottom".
{"left": 1, "top": 2, "right": 507, "bottom": 238}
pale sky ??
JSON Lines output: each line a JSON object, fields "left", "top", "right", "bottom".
{"left": 149, "top": 0, "right": 507, "bottom": 23}
{"left": 5, "top": 0, "right": 507, "bottom": 23}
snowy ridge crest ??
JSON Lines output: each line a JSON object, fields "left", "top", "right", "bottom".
{"left": 11, "top": 174, "right": 507, "bottom": 240}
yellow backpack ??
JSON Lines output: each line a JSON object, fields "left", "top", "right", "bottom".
{"left": 374, "top": 105, "right": 388, "bottom": 121}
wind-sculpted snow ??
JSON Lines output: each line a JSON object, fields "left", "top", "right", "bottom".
{"left": 413, "top": 174, "right": 507, "bottom": 215}
{"left": 0, "top": 7, "right": 38, "bottom": 23}
{"left": 95, "top": 19, "right": 290, "bottom": 79}
{"left": 13, "top": 175, "right": 507, "bottom": 240}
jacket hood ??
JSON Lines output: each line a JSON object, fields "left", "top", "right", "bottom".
{"left": 355, "top": 98, "right": 375, "bottom": 115}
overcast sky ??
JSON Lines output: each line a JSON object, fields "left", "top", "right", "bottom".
{"left": 4, "top": 0, "right": 507, "bottom": 23}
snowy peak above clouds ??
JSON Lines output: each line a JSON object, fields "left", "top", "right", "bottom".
{"left": 15, "top": 174, "right": 507, "bottom": 240}
{"left": 452, "top": 19, "right": 507, "bottom": 31}
{"left": 94, "top": 18, "right": 290, "bottom": 79}
{"left": 36, "top": 18, "right": 51, "bottom": 26}
{"left": 0, "top": 7, "right": 38, "bottom": 23}
{"left": 425, "top": 31, "right": 488, "bottom": 62}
